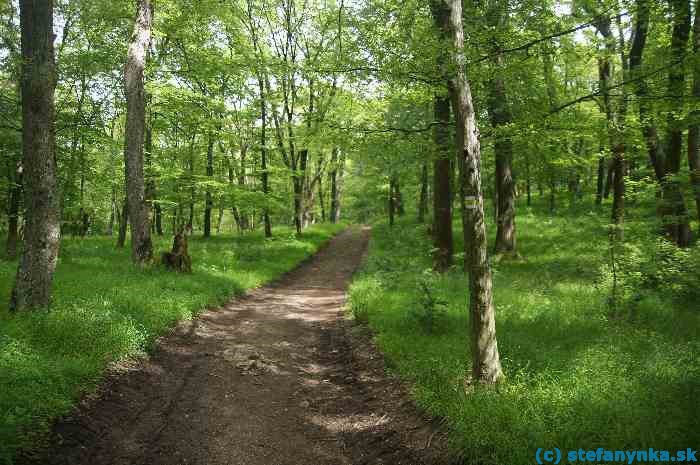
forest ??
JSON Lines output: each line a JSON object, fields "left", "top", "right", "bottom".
{"left": 0, "top": 0, "right": 698, "bottom": 464}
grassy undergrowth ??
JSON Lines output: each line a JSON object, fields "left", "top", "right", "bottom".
{"left": 0, "top": 223, "right": 344, "bottom": 464}
{"left": 349, "top": 205, "right": 699, "bottom": 465}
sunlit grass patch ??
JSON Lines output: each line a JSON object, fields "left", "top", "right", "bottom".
{"left": 349, "top": 205, "right": 699, "bottom": 464}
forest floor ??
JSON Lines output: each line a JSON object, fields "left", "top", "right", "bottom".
{"left": 18, "top": 227, "right": 451, "bottom": 465}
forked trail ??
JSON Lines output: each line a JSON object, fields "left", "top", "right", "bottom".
{"left": 22, "top": 227, "right": 450, "bottom": 465}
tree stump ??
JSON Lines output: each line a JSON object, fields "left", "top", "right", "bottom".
{"left": 161, "top": 232, "right": 192, "bottom": 272}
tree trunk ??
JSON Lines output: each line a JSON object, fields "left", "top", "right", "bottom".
{"left": 596, "top": 151, "right": 605, "bottom": 205}
{"left": 117, "top": 197, "right": 128, "bottom": 248}
{"left": 631, "top": 0, "right": 690, "bottom": 245}
{"left": 293, "top": 149, "right": 309, "bottom": 235}
{"left": 689, "top": 0, "right": 700, "bottom": 230}
{"left": 318, "top": 163, "right": 326, "bottom": 222}
{"left": 432, "top": 0, "right": 503, "bottom": 384}
{"left": 418, "top": 161, "right": 429, "bottom": 223}
{"left": 107, "top": 185, "right": 116, "bottom": 236}
{"left": 525, "top": 153, "right": 532, "bottom": 206}
{"left": 486, "top": 0, "right": 516, "bottom": 256}
{"left": 6, "top": 160, "right": 22, "bottom": 260}
{"left": 388, "top": 178, "right": 396, "bottom": 227}
{"left": 154, "top": 203, "right": 163, "bottom": 235}
{"left": 257, "top": 77, "right": 272, "bottom": 237}
{"left": 432, "top": 94, "right": 453, "bottom": 272}
{"left": 144, "top": 113, "right": 162, "bottom": 236}
{"left": 293, "top": 164, "right": 304, "bottom": 235}
{"left": 203, "top": 134, "right": 214, "bottom": 238}
{"left": 10, "top": 0, "right": 61, "bottom": 311}
{"left": 123, "top": 0, "right": 153, "bottom": 264}
{"left": 394, "top": 178, "right": 405, "bottom": 216}
{"left": 237, "top": 144, "right": 250, "bottom": 230}
{"left": 329, "top": 147, "right": 345, "bottom": 223}
{"left": 629, "top": 0, "right": 665, "bottom": 182}
{"left": 661, "top": 0, "right": 692, "bottom": 246}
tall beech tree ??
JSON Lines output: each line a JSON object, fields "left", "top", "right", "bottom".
{"left": 10, "top": 0, "right": 61, "bottom": 311}
{"left": 431, "top": 0, "right": 504, "bottom": 384}
{"left": 486, "top": 0, "right": 516, "bottom": 255}
{"left": 432, "top": 94, "right": 453, "bottom": 271}
{"left": 122, "top": 0, "right": 153, "bottom": 264}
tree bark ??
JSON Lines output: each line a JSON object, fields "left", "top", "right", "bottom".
{"left": 317, "top": 157, "right": 326, "bottom": 222}
{"left": 257, "top": 77, "right": 272, "bottom": 237}
{"left": 6, "top": 160, "right": 22, "bottom": 260}
{"left": 10, "top": 0, "right": 61, "bottom": 311}
{"left": 394, "top": 178, "right": 405, "bottom": 216}
{"left": 329, "top": 147, "right": 345, "bottom": 223}
{"left": 432, "top": 94, "right": 453, "bottom": 272}
{"left": 293, "top": 159, "right": 304, "bottom": 235}
{"left": 203, "top": 134, "right": 214, "bottom": 238}
{"left": 432, "top": 0, "right": 503, "bottom": 384}
{"left": 123, "top": 0, "right": 153, "bottom": 264}
{"left": 418, "top": 161, "right": 429, "bottom": 223}
{"left": 486, "top": 0, "right": 516, "bottom": 256}
{"left": 661, "top": 0, "right": 692, "bottom": 246}
{"left": 596, "top": 150, "right": 605, "bottom": 205}
{"left": 631, "top": 0, "right": 690, "bottom": 245}
{"left": 117, "top": 197, "right": 128, "bottom": 248}
{"left": 688, "top": 0, "right": 700, "bottom": 230}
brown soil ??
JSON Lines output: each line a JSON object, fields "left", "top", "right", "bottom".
{"left": 20, "top": 227, "right": 454, "bottom": 465}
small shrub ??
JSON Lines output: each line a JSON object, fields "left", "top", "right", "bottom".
{"left": 408, "top": 269, "right": 448, "bottom": 334}
{"left": 602, "top": 236, "right": 700, "bottom": 311}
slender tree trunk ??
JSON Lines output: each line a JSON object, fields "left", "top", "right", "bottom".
{"left": 388, "top": 178, "right": 396, "bottom": 227}
{"left": 418, "top": 161, "right": 429, "bottom": 223}
{"left": 486, "top": 0, "right": 516, "bottom": 256}
{"left": 107, "top": 185, "right": 116, "bottom": 236}
{"left": 329, "top": 147, "right": 345, "bottom": 223}
{"left": 525, "top": 153, "right": 532, "bottom": 206}
{"left": 293, "top": 150, "right": 308, "bottom": 235}
{"left": 6, "top": 160, "right": 22, "bottom": 260}
{"left": 394, "top": 178, "right": 405, "bottom": 216}
{"left": 432, "top": 0, "right": 503, "bottom": 384}
{"left": 629, "top": 1, "right": 664, "bottom": 182}
{"left": 432, "top": 94, "right": 453, "bottom": 271}
{"left": 187, "top": 137, "right": 195, "bottom": 230}
{"left": 689, "top": 0, "right": 700, "bottom": 230}
{"left": 661, "top": 0, "right": 692, "bottom": 246}
{"left": 237, "top": 144, "right": 250, "bottom": 230}
{"left": 154, "top": 203, "right": 163, "bottom": 235}
{"left": 631, "top": 0, "right": 690, "bottom": 245}
{"left": 257, "top": 77, "right": 272, "bottom": 237}
{"left": 203, "top": 134, "right": 214, "bottom": 238}
{"left": 293, "top": 173, "right": 303, "bottom": 235}
{"left": 117, "top": 197, "right": 128, "bottom": 248}
{"left": 603, "top": 158, "right": 614, "bottom": 199}
{"left": 11, "top": 0, "right": 61, "bottom": 311}
{"left": 123, "top": 0, "right": 153, "bottom": 264}
{"left": 144, "top": 112, "right": 162, "bottom": 236}
{"left": 596, "top": 150, "right": 605, "bottom": 205}
{"left": 318, "top": 162, "right": 326, "bottom": 222}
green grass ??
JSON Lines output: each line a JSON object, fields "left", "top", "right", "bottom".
{"left": 0, "top": 223, "right": 345, "bottom": 464}
{"left": 349, "top": 203, "right": 699, "bottom": 465}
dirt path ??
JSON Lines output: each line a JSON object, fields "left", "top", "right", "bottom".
{"left": 22, "top": 227, "right": 451, "bottom": 465}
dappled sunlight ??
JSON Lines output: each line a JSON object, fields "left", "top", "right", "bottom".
{"left": 0, "top": 225, "right": 345, "bottom": 461}
{"left": 349, "top": 215, "right": 699, "bottom": 464}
